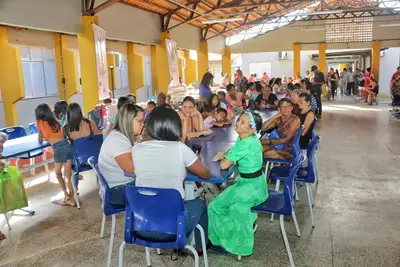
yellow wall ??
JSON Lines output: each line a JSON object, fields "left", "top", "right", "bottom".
{"left": 55, "top": 33, "right": 79, "bottom": 102}
{"left": 371, "top": 40, "right": 381, "bottom": 81}
{"left": 184, "top": 50, "right": 197, "bottom": 85}
{"left": 127, "top": 43, "right": 144, "bottom": 96}
{"left": 197, "top": 41, "right": 209, "bottom": 82}
{"left": 77, "top": 16, "right": 100, "bottom": 115}
{"left": 338, "top": 64, "right": 347, "bottom": 72}
{"left": 0, "top": 26, "right": 25, "bottom": 126}
{"left": 178, "top": 58, "right": 183, "bottom": 79}
{"left": 222, "top": 46, "right": 231, "bottom": 78}
{"left": 151, "top": 32, "right": 170, "bottom": 94}
{"left": 293, "top": 43, "right": 301, "bottom": 78}
{"left": 318, "top": 43, "right": 327, "bottom": 75}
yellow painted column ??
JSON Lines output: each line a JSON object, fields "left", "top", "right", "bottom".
{"left": 318, "top": 43, "right": 327, "bottom": 75}
{"left": 127, "top": 43, "right": 144, "bottom": 96}
{"left": 0, "top": 26, "right": 25, "bottom": 126}
{"left": 338, "top": 64, "right": 347, "bottom": 72}
{"left": 371, "top": 40, "right": 381, "bottom": 81}
{"left": 178, "top": 58, "right": 183, "bottom": 80}
{"left": 222, "top": 46, "right": 231, "bottom": 78}
{"left": 293, "top": 43, "right": 301, "bottom": 78}
{"left": 55, "top": 33, "right": 79, "bottom": 102}
{"left": 107, "top": 53, "right": 116, "bottom": 97}
{"left": 184, "top": 50, "right": 197, "bottom": 85}
{"left": 197, "top": 41, "right": 209, "bottom": 83}
{"left": 77, "top": 16, "right": 101, "bottom": 115}
{"left": 151, "top": 32, "right": 171, "bottom": 95}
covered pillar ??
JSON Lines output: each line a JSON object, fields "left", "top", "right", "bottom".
{"left": 151, "top": 32, "right": 171, "bottom": 95}
{"left": 77, "top": 16, "right": 101, "bottom": 115}
{"left": 127, "top": 43, "right": 144, "bottom": 96}
{"left": 197, "top": 41, "right": 209, "bottom": 82}
{"left": 55, "top": 33, "right": 79, "bottom": 102}
{"left": 0, "top": 26, "right": 25, "bottom": 126}
{"left": 318, "top": 43, "right": 327, "bottom": 75}
{"left": 293, "top": 43, "right": 301, "bottom": 78}
{"left": 371, "top": 40, "right": 381, "bottom": 81}
{"left": 178, "top": 58, "right": 184, "bottom": 80}
{"left": 222, "top": 46, "right": 231, "bottom": 78}
{"left": 184, "top": 50, "right": 197, "bottom": 85}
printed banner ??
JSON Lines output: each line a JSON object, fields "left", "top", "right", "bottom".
{"left": 165, "top": 39, "right": 180, "bottom": 89}
{"left": 92, "top": 24, "right": 110, "bottom": 100}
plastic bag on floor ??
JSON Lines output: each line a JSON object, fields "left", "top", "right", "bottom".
{"left": 0, "top": 166, "right": 28, "bottom": 213}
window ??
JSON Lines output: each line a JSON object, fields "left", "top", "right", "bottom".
{"left": 16, "top": 46, "right": 59, "bottom": 98}
{"left": 326, "top": 15, "right": 373, "bottom": 43}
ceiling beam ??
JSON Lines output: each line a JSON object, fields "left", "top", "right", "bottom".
{"left": 92, "top": 0, "right": 120, "bottom": 14}
{"left": 206, "top": 1, "right": 309, "bottom": 39}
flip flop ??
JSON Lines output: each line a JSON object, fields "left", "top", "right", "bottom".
{"left": 51, "top": 199, "right": 68, "bottom": 206}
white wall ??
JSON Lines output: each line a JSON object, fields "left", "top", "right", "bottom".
{"left": 379, "top": 48, "right": 400, "bottom": 96}
{"left": 0, "top": 0, "right": 81, "bottom": 34}
{"left": 241, "top": 51, "right": 317, "bottom": 78}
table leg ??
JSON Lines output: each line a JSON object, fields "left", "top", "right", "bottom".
{"left": 184, "top": 182, "right": 196, "bottom": 201}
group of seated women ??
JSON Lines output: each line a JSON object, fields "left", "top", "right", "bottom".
{"left": 95, "top": 79, "right": 316, "bottom": 257}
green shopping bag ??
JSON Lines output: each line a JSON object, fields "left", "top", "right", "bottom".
{"left": 0, "top": 166, "right": 28, "bottom": 213}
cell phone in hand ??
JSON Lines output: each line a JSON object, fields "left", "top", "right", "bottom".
{"left": 191, "top": 144, "right": 202, "bottom": 154}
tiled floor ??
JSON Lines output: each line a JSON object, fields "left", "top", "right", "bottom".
{"left": 1, "top": 97, "right": 400, "bottom": 267}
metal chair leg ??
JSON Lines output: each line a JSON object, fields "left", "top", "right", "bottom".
{"left": 4, "top": 214, "right": 11, "bottom": 230}
{"left": 306, "top": 183, "right": 315, "bottom": 228}
{"left": 119, "top": 241, "right": 126, "bottom": 267}
{"left": 156, "top": 249, "right": 161, "bottom": 255}
{"left": 184, "top": 245, "right": 199, "bottom": 267}
{"left": 270, "top": 179, "right": 280, "bottom": 222}
{"left": 196, "top": 224, "right": 208, "bottom": 267}
{"left": 292, "top": 209, "right": 301, "bottom": 237}
{"left": 107, "top": 214, "right": 116, "bottom": 267}
{"left": 145, "top": 247, "right": 151, "bottom": 267}
{"left": 30, "top": 158, "right": 35, "bottom": 176}
{"left": 295, "top": 183, "right": 299, "bottom": 202}
{"left": 280, "top": 215, "right": 295, "bottom": 267}
{"left": 314, "top": 152, "right": 319, "bottom": 184}
{"left": 100, "top": 213, "right": 106, "bottom": 238}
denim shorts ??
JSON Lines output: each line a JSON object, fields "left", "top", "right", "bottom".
{"left": 52, "top": 139, "right": 74, "bottom": 163}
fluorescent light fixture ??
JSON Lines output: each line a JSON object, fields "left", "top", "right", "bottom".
{"left": 301, "top": 27, "right": 326, "bottom": 32}
{"left": 202, "top": 18, "right": 245, "bottom": 24}
{"left": 379, "top": 23, "right": 400, "bottom": 27}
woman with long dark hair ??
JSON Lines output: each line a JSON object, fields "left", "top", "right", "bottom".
{"left": 35, "top": 103, "right": 75, "bottom": 206}
{"left": 134, "top": 107, "right": 210, "bottom": 253}
{"left": 199, "top": 72, "right": 214, "bottom": 102}
{"left": 64, "top": 103, "right": 101, "bottom": 141}
{"left": 178, "top": 96, "right": 212, "bottom": 139}
{"left": 54, "top": 100, "right": 68, "bottom": 127}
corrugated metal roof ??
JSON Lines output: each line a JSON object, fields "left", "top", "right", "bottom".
{"left": 119, "top": 0, "right": 384, "bottom": 38}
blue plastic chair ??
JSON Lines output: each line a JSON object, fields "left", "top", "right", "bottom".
{"left": 252, "top": 154, "right": 304, "bottom": 267}
{"left": 119, "top": 186, "right": 208, "bottom": 267}
{"left": 269, "top": 136, "right": 321, "bottom": 227}
{"left": 72, "top": 134, "right": 103, "bottom": 209}
{"left": 28, "top": 122, "right": 38, "bottom": 134}
{"left": 88, "top": 157, "right": 126, "bottom": 267}
{"left": 0, "top": 125, "right": 49, "bottom": 176}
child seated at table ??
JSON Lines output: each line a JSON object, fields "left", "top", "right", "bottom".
{"left": 204, "top": 108, "right": 232, "bottom": 129}
{"left": 209, "top": 111, "right": 267, "bottom": 257}
{"left": 104, "top": 96, "right": 130, "bottom": 137}
{"left": 145, "top": 101, "right": 156, "bottom": 119}
{"left": 217, "top": 91, "right": 228, "bottom": 109}
{"left": 35, "top": 104, "right": 76, "bottom": 207}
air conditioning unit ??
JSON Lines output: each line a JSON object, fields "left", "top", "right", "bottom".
{"left": 114, "top": 53, "right": 122, "bottom": 68}
{"left": 278, "top": 51, "right": 288, "bottom": 60}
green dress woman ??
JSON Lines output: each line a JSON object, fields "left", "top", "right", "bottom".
{"left": 208, "top": 112, "right": 268, "bottom": 256}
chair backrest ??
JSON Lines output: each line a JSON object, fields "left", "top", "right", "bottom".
{"left": 284, "top": 153, "right": 304, "bottom": 208}
{"left": 0, "top": 126, "right": 27, "bottom": 140}
{"left": 72, "top": 134, "right": 103, "bottom": 172}
{"left": 124, "top": 186, "right": 186, "bottom": 248}
{"left": 28, "top": 122, "right": 38, "bottom": 134}
{"left": 305, "top": 135, "right": 320, "bottom": 183}
{"left": 292, "top": 125, "right": 305, "bottom": 157}
{"left": 88, "top": 157, "right": 120, "bottom": 215}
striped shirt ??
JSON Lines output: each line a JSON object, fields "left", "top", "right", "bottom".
{"left": 311, "top": 95, "right": 317, "bottom": 112}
